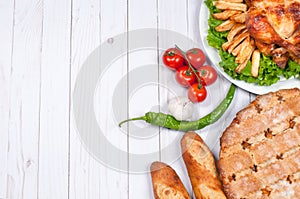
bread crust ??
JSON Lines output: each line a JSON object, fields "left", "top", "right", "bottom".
{"left": 181, "top": 131, "right": 227, "bottom": 199}
{"left": 150, "top": 161, "right": 190, "bottom": 199}
{"left": 219, "top": 88, "right": 300, "bottom": 199}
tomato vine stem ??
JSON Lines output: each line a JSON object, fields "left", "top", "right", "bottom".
{"left": 174, "top": 45, "right": 203, "bottom": 87}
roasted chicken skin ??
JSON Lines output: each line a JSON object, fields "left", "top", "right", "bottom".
{"left": 246, "top": 0, "right": 300, "bottom": 68}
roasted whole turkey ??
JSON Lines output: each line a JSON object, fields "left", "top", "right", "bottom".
{"left": 246, "top": 0, "right": 300, "bottom": 68}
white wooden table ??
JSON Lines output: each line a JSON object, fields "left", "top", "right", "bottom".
{"left": 0, "top": 0, "right": 255, "bottom": 198}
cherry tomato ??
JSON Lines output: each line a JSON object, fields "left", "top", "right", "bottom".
{"left": 175, "top": 66, "right": 196, "bottom": 87}
{"left": 186, "top": 48, "right": 206, "bottom": 69}
{"left": 188, "top": 83, "right": 207, "bottom": 103}
{"left": 196, "top": 65, "right": 218, "bottom": 86}
{"left": 162, "top": 48, "right": 184, "bottom": 70}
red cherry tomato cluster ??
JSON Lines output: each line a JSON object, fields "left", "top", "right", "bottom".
{"left": 162, "top": 47, "right": 218, "bottom": 103}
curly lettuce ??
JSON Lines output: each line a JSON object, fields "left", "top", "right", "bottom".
{"left": 205, "top": 0, "right": 300, "bottom": 86}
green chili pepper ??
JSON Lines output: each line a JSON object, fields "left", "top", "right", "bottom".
{"left": 119, "top": 84, "right": 236, "bottom": 131}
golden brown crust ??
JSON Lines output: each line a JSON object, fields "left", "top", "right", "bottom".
{"left": 219, "top": 88, "right": 300, "bottom": 199}
{"left": 246, "top": 0, "right": 300, "bottom": 68}
{"left": 181, "top": 131, "right": 227, "bottom": 199}
{"left": 150, "top": 161, "right": 190, "bottom": 199}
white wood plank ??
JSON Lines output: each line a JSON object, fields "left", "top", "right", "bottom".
{"left": 97, "top": 0, "right": 129, "bottom": 197}
{"left": 38, "top": 0, "right": 71, "bottom": 198}
{"left": 0, "top": 0, "right": 15, "bottom": 197}
{"left": 127, "top": 0, "right": 160, "bottom": 198}
{"left": 187, "top": 0, "right": 202, "bottom": 43}
{"left": 70, "top": 0, "right": 129, "bottom": 198}
{"left": 7, "top": 0, "right": 43, "bottom": 198}
{"left": 69, "top": 0, "right": 102, "bottom": 198}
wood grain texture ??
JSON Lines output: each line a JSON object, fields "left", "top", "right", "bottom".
{"left": 6, "top": 0, "right": 43, "bottom": 198}
{"left": 38, "top": 0, "right": 72, "bottom": 198}
{"left": 69, "top": 0, "right": 102, "bottom": 198}
{"left": 0, "top": 0, "right": 15, "bottom": 197}
{"left": 98, "top": 0, "right": 129, "bottom": 198}
{"left": 128, "top": 0, "right": 160, "bottom": 198}
{"left": 70, "top": 0, "right": 129, "bottom": 198}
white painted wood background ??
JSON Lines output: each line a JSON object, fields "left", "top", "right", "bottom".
{"left": 0, "top": 0, "right": 255, "bottom": 198}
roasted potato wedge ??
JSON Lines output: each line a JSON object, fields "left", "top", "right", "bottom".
{"left": 236, "top": 40, "right": 255, "bottom": 73}
{"left": 236, "top": 58, "right": 249, "bottom": 73}
{"left": 222, "top": 29, "right": 248, "bottom": 51}
{"left": 212, "top": 10, "right": 241, "bottom": 20}
{"left": 232, "top": 36, "right": 250, "bottom": 56}
{"left": 215, "top": 19, "right": 236, "bottom": 32}
{"left": 222, "top": 42, "right": 232, "bottom": 52}
{"left": 213, "top": 1, "right": 247, "bottom": 12}
{"left": 230, "top": 12, "right": 247, "bottom": 23}
{"left": 231, "top": 42, "right": 243, "bottom": 56}
{"left": 227, "top": 30, "right": 249, "bottom": 53}
{"left": 227, "top": 24, "right": 246, "bottom": 42}
{"left": 251, "top": 49, "right": 260, "bottom": 77}
{"left": 222, "top": 0, "right": 244, "bottom": 2}
{"left": 235, "top": 38, "right": 254, "bottom": 64}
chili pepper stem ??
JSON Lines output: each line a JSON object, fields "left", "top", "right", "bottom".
{"left": 118, "top": 116, "right": 147, "bottom": 127}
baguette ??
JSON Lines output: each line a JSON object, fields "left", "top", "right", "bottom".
{"left": 150, "top": 161, "right": 190, "bottom": 199}
{"left": 181, "top": 132, "right": 226, "bottom": 199}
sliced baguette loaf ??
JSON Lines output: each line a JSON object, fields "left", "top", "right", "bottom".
{"left": 181, "top": 131, "right": 226, "bottom": 199}
{"left": 150, "top": 161, "right": 190, "bottom": 199}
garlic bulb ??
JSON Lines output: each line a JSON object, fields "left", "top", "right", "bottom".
{"left": 168, "top": 96, "right": 194, "bottom": 121}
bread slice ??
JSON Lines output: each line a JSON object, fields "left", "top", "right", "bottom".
{"left": 150, "top": 161, "right": 190, "bottom": 199}
{"left": 181, "top": 131, "right": 227, "bottom": 199}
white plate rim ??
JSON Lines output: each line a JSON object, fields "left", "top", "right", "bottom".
{"left": 199, "top": 1, "right": 300, "bottom": 95}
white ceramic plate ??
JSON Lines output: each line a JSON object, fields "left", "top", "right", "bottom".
{"left": 199, "top": 2, "right": 300, "bottom": 95}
